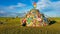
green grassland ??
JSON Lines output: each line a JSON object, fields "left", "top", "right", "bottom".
{"left": 0, "top": 17, "right": 60, "bottom": 34}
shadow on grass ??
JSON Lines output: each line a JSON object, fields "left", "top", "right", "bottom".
{"left": 49, "top": 20, "right": 56, "bottom": 25}
{"left": 0, "top": 21, "right": 3, "bottom": 24}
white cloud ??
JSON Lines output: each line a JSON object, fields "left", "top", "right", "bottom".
{"left": 17, "top": 3, "right": 26, "bottom": 7}
{"left": 8, "top": 3, "right": 26, "bottom": 9}
{"left": 36, "top": 0, "right": 46, "bottom": 9}
{"left": 36, "top": 0, "right": 60, "bottom": 17}
{"left": 8, "top": 6, "right": 15, "bottom": 9}
{"left": 0, "top": 10, "right": 5, "bottom": 14}
{"left": 51, "top": 1, "right": 60, "bottom": 11}
{"left": 36, "top": 0, "right": 60, "bottom": 10}
{"left": 36, "top": 0, "right": 52, "bottom": 9}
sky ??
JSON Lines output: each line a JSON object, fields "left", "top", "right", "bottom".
{"left": 0, "top": 0, "right": 60, "bottom": 17}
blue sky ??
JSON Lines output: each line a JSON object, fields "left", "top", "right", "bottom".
{"left": 0, "top": 0, "right": 60, "bottom": 17}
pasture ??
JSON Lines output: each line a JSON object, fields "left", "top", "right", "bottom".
{"left": 0, "top": 17, "right": 60, "bottom": 34}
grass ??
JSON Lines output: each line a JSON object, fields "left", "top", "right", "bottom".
{"left": 0, "top": 17, "right": 60, "bottom": 34}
